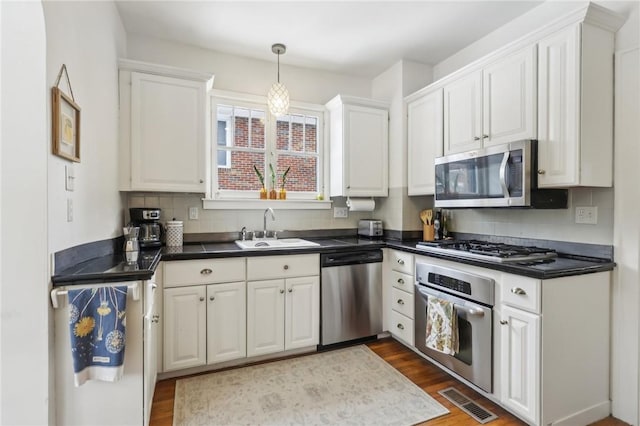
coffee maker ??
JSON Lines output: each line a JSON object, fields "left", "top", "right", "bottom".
{"left": 129, "top": 208, "right": 163, "bottom": 248}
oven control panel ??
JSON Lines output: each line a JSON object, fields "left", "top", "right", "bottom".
{"left": 428, "top": 272, "right": 471, "bottom": 295}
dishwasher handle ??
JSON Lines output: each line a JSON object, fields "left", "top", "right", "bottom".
{"left": 321, "top": 250, "right": 383, "bottom": 267}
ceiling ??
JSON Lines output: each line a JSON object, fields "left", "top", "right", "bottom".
{"left": 115, "top": 1, "right": 544, "bottom": 78}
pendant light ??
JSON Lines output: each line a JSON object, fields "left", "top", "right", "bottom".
{"left": 267, "top": 43, "right": 289, "bottom": 117}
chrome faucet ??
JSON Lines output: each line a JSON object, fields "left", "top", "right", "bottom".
{"left": 263, "top": 208, "right": 275, "bottom": 238}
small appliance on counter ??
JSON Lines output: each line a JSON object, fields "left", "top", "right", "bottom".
{"left": 358, "top": 219, "right": 383, "bottom": 238}
{"left": 129, "top": 207, "right": 162, "bottom": 248}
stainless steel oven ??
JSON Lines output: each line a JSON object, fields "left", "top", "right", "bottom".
{"left": 415, "top": 263, "right": 494, "bottom": 392}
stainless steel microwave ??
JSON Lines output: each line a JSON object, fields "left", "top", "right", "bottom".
{"left": 434, "top": 140, "right": 567, "bottom": 208}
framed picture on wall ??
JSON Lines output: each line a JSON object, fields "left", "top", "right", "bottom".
{"left": 52, "top": 86, "right": 81, "bottom": 162}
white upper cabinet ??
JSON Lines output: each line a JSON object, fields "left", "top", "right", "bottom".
{"left": 537, "top": 23, "right": 614, "bottom": 187}
{"left": 119, "top": 59, "right": 214, "bottom": 192}
{"left": 326, "top": 95, "right": 389, "bottom": 197}
{"left": 444, "top": 71, "right": 483, "bottom": 154}
{"left": 444, "top": 45, "right": 536, "bottom": 155}
{"left": 407, "top": 88, "right": 443, "bottom": 196}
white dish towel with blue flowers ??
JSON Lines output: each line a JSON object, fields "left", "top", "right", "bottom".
{"left": 67, "top": 286, "right": 128, "bottom": 387}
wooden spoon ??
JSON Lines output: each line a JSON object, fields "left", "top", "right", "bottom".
{"left": 420, "top": 209, "right": 432, "bottom": 225}
{"left": 425, "top": 209, "right": 433, "bottom": 225}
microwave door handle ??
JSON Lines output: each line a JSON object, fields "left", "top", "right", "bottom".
{"left": 499, "top": 152, "right": 510, "bottom": 197}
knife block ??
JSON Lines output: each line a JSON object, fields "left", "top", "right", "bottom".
{"left": 423, "top": 224, "right": 435, "bottom": 241}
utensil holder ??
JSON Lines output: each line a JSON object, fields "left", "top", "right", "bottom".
{"left": 423, "top": 224, "right": 435, "bottom": 241}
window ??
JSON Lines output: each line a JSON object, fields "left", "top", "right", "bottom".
{"left": 210, "top": 91, "right": 324, "bottom": 202}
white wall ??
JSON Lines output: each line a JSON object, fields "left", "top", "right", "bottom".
{"left": 0, "top": 1, "right": 49, "bottom": 424}
{"left": 125, "top": 34, "right": 381, "bottom": 233}
{"left": 611, "top": 2, "right": 640, "bottom": 424}
{"left": 44, "top": 1, "right": 127, "bottom": 254}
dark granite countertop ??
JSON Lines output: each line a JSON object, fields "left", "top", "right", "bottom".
{"left": 51, "top": 236, "right": 614, "bottom": 285}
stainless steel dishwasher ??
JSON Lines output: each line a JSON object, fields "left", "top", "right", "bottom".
{"left": 320, "top": 249, "right": 383, "bottom": 347}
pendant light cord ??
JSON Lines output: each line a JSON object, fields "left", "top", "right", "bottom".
{"left": 277, "top": 52, "right": 280, "bottom": 83}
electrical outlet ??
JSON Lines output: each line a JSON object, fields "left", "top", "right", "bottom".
{"left": 575, "top": 206, "right": 598, "bottom": 224}
{"left": 67, "top": 198, "right": 73, "bottom": 222}
{"left": 333, "top": 207, "right": 348, "bottom": 218}
{"left": 189, "top": 206, "right": 199, "bottom": 220}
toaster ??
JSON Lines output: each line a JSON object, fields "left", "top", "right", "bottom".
{"left": 358, "top": 219, "right": 383, "bottom": 237}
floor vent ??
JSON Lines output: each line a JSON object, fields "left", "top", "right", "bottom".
{"left": 438, "top": 387, "right": 498, "bottom": 424}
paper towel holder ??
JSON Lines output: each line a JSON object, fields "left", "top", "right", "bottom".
{"left": 346, "top": 197, "right": 376, "bottom": 212}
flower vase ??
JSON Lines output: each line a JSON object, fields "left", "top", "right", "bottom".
{"left": 278, "top": 189, "right": 287, "bottom": 200}
{"left": 269, "top": 189, "right": 277, "bottom": 199}
{"left": 259, "top": 187, "right": 267, "bottom": 199}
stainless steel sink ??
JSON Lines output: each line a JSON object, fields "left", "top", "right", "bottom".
{"left": 234, "top": 238, "right": 320, "bottom": 250}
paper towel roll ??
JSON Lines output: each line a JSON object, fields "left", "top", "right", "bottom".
{"left": 346, "top": 198, "right": 375, "bottom": 212}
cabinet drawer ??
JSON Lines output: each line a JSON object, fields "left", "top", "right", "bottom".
{"left": 247, "top": 254, "right": 319, "bottom": 281}
{"left": 164, "top": 258, "right": 245, "bottom": 287}
{"left": 390, "top": 310, "right": 414, "bottom": 346}
{"left": 390, "top": 270, "right": 414, "bottom": 294}
{"left": 389, "top": 250, "right": 414, "bottom": 275}
{"left": 391, "top": 287, "right": 414, "bottom": 319}
{"left": 501, "top": 275, "right": 541, "bottom": 314}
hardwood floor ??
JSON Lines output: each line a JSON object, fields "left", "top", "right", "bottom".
{"left": 150, "top": 338, "right": 628, "bottom": 426}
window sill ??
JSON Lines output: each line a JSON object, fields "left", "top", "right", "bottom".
{"left": 202, "top": 198, "right": 332, "bottom": 210}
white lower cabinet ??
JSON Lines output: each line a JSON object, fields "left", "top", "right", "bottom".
{"left": 500, "top": 304, "right": 540, "bottom": 424}
{"left": 163, "top": 285, "right": 207, "bottom": 371}
{"left": 386, "top": 250, "right": 415, "bottom": 346}
{"left": 206, "top": 282, "right": 246, "bottom": 364}
{"left": 247, "top": 275, "right": 320, "bottom": 357}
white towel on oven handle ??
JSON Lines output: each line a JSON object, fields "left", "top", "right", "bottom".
{"left": 425, "top": 294, "right": 459, "bottom": 355}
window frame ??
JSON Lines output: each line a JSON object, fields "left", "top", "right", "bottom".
{"left": 206, "top": 90, "right": 329, "bottom": 209}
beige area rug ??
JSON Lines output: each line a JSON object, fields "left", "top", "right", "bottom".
{"left": 173, "top": 345, "right": 449, "bottom": 426}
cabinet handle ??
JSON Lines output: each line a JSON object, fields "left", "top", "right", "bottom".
{"left": 283, "top": 265, "right": 289, "bottom": 270}
{"left": 397, "top": 299, "right": 405, "bottom": 305}
{"left": 397, "top": 323, "right": 405, "bottom": 330}
{"left": 537, "top": 169, "right": 546, "bottom": 175}
{"left": 397, "top": 259, "right": 405, "bottom": 265}
{"left": 511, "top": 287, "right": 527, "bottom": 295}
{"left": 474, "top": 136, "right": 480, "bottom": 141}
{"left": 199, "top": 297, "right": 205, "bottom": 302}
{"left": 199, "top": 179, "right": 204, "bottom": 183}
{"left": 200, "top": 268, "right": 212, "bottom": 275}
{"left": 209, "top": 296, "right": 215, "bottom": 301}
{"left": 288, "top": 288, "right": 293, "bottom": 293}
{"left": 397, "top": 278, "right": 404, "bottom": 285}
{"left": 280, "top": 289, "right": 285, "bottom": 294}
{"left": 500, "top": 320, "right": 508, "bottom": 325}
{"left": 151, "top": 283, "right": 157, "bottom": 289}
{"left": 482, "top": 134, "right": 489, "bottom": 139}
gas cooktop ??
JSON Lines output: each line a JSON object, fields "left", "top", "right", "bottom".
{"left": 415, "top": 239, "right": 558, "bottom": 263}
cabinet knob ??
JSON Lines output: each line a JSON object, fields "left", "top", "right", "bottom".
{"left": 200, "top": 268, "right": 213, "bottom": 275}
{"left": 397, "top": 299, "right": 404, "bottom": 305}
{"left": 500, "top": 320, "right": 508, "bottom": 325}
{"left": 482, "top": 134, "right": 489, "bottom": 139}
{"left": 397, "top": 259, "right": 405, "bottom": 265}
{"left": 283, "top": 265, "right": 289, "bottom": 270}
{"left": 397, "top": 323, "right": 404, "bottom": 330}
{"left": 288, "top": 288, "right": 293, "bottom": 293}
{"left": 199, "top": 179, "right": 204, "bottom": 183}
{"left": 397, "top": 278, "right": 404, "bottom": 285}
{"left": 511, "top": 287, "right": 527, "bottom": 295}
{"left": 199, "top": 297, "right": 205, "bottom": 302}
{"left": 152, "top": 314, "right": 160, "bottom": 324}
{"left": 537, "top": 169, "right": 546, "bottom": 175}
{"left": 474, "top": 136, "right": 480, "bottom": 141}
{"left": 280, "top": 289, "right": 285, "bottom": 294}
{"left": 209, "top": 296, "right": 215, "bottom": 301}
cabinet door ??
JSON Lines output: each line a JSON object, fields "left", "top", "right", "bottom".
{"left": 163, "top": 286, "right": 206, "bottom": 371}
{"left": 483, "top": 45, "right": 537, "bottom": 147}
{"left": 444, "top": 71, "right": 483, "bottom": 154}
{"left": 285, "top": 276, "right": 320, "bottom": 350}
{"left": 537, "top": 25, "right": 581, "bottom": 187}
{"left": 144, "top": 280, "right": 159, "bottom": 426}
{"left": 130, "top": 72, "right": 206, "bottom": 192}
{"left": 500, "top": 305, "right": 540, "bottom": 425}
{"left": 247, "top": 280, "right": 285, "bottom": 357}
{"left": 343, "top": 104, "right": 389, "bottom": 196}
{"left": 407, "top": 89, "right": 443, "bottom": 195}
{"left": 207, "top": 282, "right": 246, "bottom": 364}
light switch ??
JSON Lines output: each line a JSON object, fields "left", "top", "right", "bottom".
{"left": 65, "top": 165, "right": 75, "bottom": 191}
{"left": 189, "top": 207, "right": 199, "bottom": 220}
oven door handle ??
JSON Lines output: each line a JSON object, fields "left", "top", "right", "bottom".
{"left": 418, "top": 286, "right": 485, "bottom": 317}
{"left": 499, "top": 151, "right": 510, "bottom": 198}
